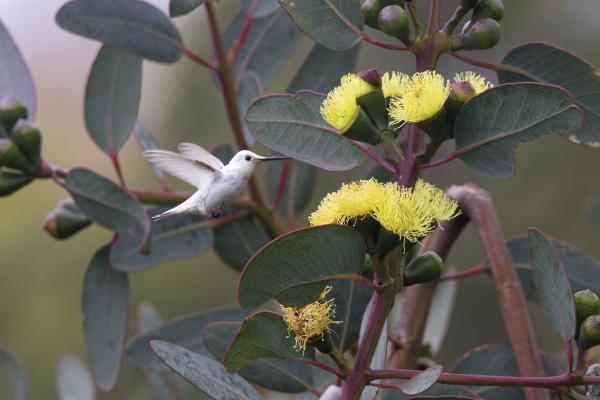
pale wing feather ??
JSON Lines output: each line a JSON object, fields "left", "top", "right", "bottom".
{"left": 143, "top": 150, "right": 215, "bottom": 191}
{"left": 177, "top": 142, "right": 225, "bottom": 170}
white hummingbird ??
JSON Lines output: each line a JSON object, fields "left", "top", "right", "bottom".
{"left": 143, "top": 142, "right": 289, "bottom": 221}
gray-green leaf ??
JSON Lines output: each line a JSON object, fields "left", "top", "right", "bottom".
{"left": 134, "top": 122, "right": 165, "bottom": 182}
{"left": 399, "top": 365, "right": 442, "bottom": 395}
{"left": 57, "top": 355, "right": 95, "bottom": 400}
{"left": 214, "top": 215, "right": 269, "bottom": 272}
{"left": 169, "top": 0, "right": 205, "bottom": 17}
{"left": 0, "top": 349, "right": 28, "bottom": 400}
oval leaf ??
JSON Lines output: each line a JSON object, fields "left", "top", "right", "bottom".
{"left": 214, "top": 215, "right": 269, "bottom": 272}
{"left": 454, "top": 83, "right": 582, "bottom": 179}
{"left": 238, "top": 225, "right": 366, "bottom": 309}
{"left": 224, "top": 311, "right": 313, "bottom": 372}
{"left": 126, "top": 307, "right": 246, "bottom": 370}
{"left": 85, "top": 46, "right": 141, "bottom": 155}
{"left": 66, "top": 168, "right": 150, "bottom": 242}
{"left": 57, "top": 355, "right": 95, "bottom": 400}
{"left": 150, "top": 340, "right": 261, "bottom": 400}
{"left": 527, "top": 228, "right": 576, "bottom": 340}
{"left": 56, "top": 0, "right": 183, "bottom": 63}
{"left": 82, "top": 246, "right": 129, "bottom": 391}
{"left": 246, "top": 91, "right": 366, "bottom": 171}
{"left": 329, "top": 280, "right": 372, "bottom": 352}
{"left": 0, "top": 349, "right": 28, "bottom": 400}
{"left": 399, "top": 365, "right": 443, "bottom": 395}
{"left": 499, "top": 43, "right": 600, "bottom": 146}
{"left": 169, "top": 0, "right": 205, "bottom": 17}
{"left": 133, "top": 122, "right": 166, "bottom": 183}
{"left": 203, "top": 321, "right": 314, "bottom": 393}
{"left": 0, "top": 21, "right": 36, "bottom": 117}
{"left": 278, "top": 0, "right": 363, "bottom": 50}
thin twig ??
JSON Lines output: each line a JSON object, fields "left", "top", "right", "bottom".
{"left": 179, "top": 46, "right": 217, "bottom": 70}
{"left": 271, "top": 159, "right": 290, "bottom": 211}
{"left": 110, "top": 153, "right": 126, "bottom": 187}
{"left": 451, "top": 52, "right": 536, "bottom": 81}
{"left": 229, "top": 0, "right": 259, "bottom": 64}
{"left": 438, "top": 264, "right": 489, "bottom": 281}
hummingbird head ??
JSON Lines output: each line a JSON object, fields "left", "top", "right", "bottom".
{"left": 228, "top": 150, "right": 290, "bottom": 175}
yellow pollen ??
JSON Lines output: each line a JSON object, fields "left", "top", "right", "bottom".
{"left": 453, "top": 71, "right": 493, "bottom": 94}
{"left": 388, "top": 70, "right": 451, "bottom": 123}
{"left": 281, "top": 286, "right": 340, "bottom": 353}
{"left": 320, "top": 73, "right": 375, "bottom": 132}
{"left": 381, "top": 71, "right": 409, "bottom": 98}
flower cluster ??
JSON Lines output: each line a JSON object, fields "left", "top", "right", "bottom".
{"left": 281, "top": 286, "right": 340, "bottom": 353}
{"left": 309, "top": 179, "right": 459, "bottom": 243}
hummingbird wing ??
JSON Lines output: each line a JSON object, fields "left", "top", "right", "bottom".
{"left": 177, "top": 142, "right": 225, "bottom": 170}
{"left": 143, "top": 150, "right": 217, "bottom": 191}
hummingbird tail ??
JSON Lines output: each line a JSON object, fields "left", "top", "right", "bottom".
{"left": 151, "top": 209, "right": 176, "bottom": 222}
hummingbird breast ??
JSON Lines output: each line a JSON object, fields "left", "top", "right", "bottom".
{"left": 202, "top": 173, "right": 247, "bottom": 214}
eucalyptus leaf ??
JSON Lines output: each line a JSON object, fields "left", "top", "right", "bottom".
{"left": 57, "top": 355, "right": 95, "bottom": 400}
{"left": 138, "top": 302, "right": 164, "bottom": 333}
{"left": 238, "top": 225, "right": 366, "bottom": 309}
{"left": 399, "top": 365, "right": 443, "bottom": 395}
{"left": 330, "top": 280, "right": 372, "bottom": 352}
{"left": 85, "top": 46, "right": 141, "bottom": 155}
{"left": 56, "top": 0, "right": 183, "bottom": 63}
{"left": 246, "top": 91, "right": 367, "bottom": 171}
{"left": 454, "top": 83, "right": 583, "bottom": 179}
{"left": 499, "top": 43, "right": 600, "bottom": 146}
{"left": 287, "top": 44, "right": 360, "bottom": 93}
{"left": 237, "top": 72, "right": 262, "bottom": 146}
{"left": 126, "top": 307, "right": 246, "bottom": 370}
{"left": 134, "top": 122, "right": 165, "bottom": 182}
{"left": 278, "top": 0, "right": 363, "bottom": 50}
{"left": 423, "top": 279, "right": 457, "bottom": 355}
{"left": 150, "top": 340, "right": 262, "bottom": 400}
{"left": 203, "top": 321, "right": 314, "bottom": 393}
{"left": 214, "top": 215, "right": 269, "bottom": 272}
{"left": 169, "top": 0, "right": 205, "bottom": 17}
{"left": 527, "top": 228, "right": 576, "bottom": 340}
{"left": 243, "top": 0, "right": 279, "bottom": 17}
{"left": 0, "top": 349, "right": 28, "bottom": 400}
{"left": 0, "top": 21, "right": 36, "bottom": 117}
{"left": 82, "top": 246, "right": 129, "bottom": 391}
{"left": 224, "top": 312, "right": 313, "bottom": 372}
{"left": 266, "top": 159, "right": 317, "bottom": 218}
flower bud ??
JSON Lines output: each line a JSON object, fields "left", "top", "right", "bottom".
{"left": 403, "top": 251, "right": 443, "bottom": 286}
{"left": 0, "top": 169, "right": 32, "bottom": 196}
{"left": 459, "top": 18, "right": 501, "bottom": 50}
{"left": 580, "top": 315, "right": 600, "bottom": 350}
{"left": 378, "top": 5, "right": 410, "bottom": 43}
{"left": 0, "top": 97, "right": 28, "bottom": 134}
{"left": 575, "top": 289, "right": 600, "bottom": 335}
{"left": 0, "top": 138, "right": 35, "bottom": 174}
{"left": 11, "top": 120, "right": 41, "bottom": 172}
{"left": 362, "top": 0, "right": 384, "bottom": 29}
{"left": 473, "top": 0, "right": 504, "bottom": 21}
{"left": 44, "top": 198, "right": 92, "bottom": 240}
{"left": 356, "top": 69, "right": 388, "bottom": 132}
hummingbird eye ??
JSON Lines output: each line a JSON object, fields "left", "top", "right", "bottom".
{"left": 245, "top": 155, "right": 252, "bottom": 161}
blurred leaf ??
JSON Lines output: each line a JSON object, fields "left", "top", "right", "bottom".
{"left": 85, "top": 46, "right": 141, "bottom": 155}
{"left": 287, "top": 44, "right": 360, "bottom": 93}
{"left": 587, "top": 197, "right": 600, "bottom": 237}
{"left": 0, "top": 21, "right": 36, "bottom": 117}
{"left": 0, "top": 349, "right": 28, "bottom": 400}
{"left": 0, "top": 169, "right": 32, "bottom": 197}
{"left": 399, "top": 365, "right": 442, "bottom": 395}
{"left": 528, "top": 228, "right": 576, "bottom": 340}
{"left": 203, "top": 321, "right": 314, "bottom": 393}
{"left": 266, "top": 159, "right": 317, "bottom": 218}
{"left": 212, "top": 143, "right": 235, "bottom": 164}
{"left": 66, "top": 168, "right": 150, "bottom": 245}
{"left": 243, "top": 0, "right": 279, "bottom": 17}
{"left": 279, "top": 0, "right": 363, "bottom": 50}
{"left": 138, "top": 302, "right": 163, "bottom": 333}
{"left": 508, "top": 235, "right": 600, "bottom": 298}
{"left": 222, "top": 9, "right": 301, "bottom": 87}
{"left": 44, "top": 198, "right": 92, "bottom": 240}
{"left": 111, "top": 208, "right": 213, "bottom": 272}
{"left": 82, "top": 246, "right": 129, "bottom": 391}
{"left": 246, "top": 91, "right": 367, "bottom": 171}
{"left": 214, "top": 215, "right": 269, "bottom": 272}
{"left": 150, "top": 340, "right": 262, "bottom": 400}
{"left": 57, "top": 355, "right": 95, "bottom": 400}
{"left": 330, "top": 280, "right": 372, "bottom": 352}
{"left": 237, "top": 72, "right": 262, "bottom": 146}
{"left": 126, "top": 307, "right": 246, "bottom": 370}
{"left": 224, "top": 312, "right": 313, "bottom": 372}
{"left": 423, "top": 279, "right": 457, "bottom": 355}
{"left": 169, "top": 0, "right": 205, "bottom": 17}
{"left": 56, "top": 0, "right": 183, "bottom": 63}
{"left": 134, "top": 122, "right": 166, "bottom": 182}
{"left": 364, "top": 163, "right": 395, "bottom": 183}
{"left": 239, "top": 225, "right": 366, "bottom": 309}
{"left": 499, "top": 43, "right": 600, "bottom": 146}
{"left": 454, "top": 83, "right": 582, "bottom": 179}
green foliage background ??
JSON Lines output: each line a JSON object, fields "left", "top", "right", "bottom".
{"left": 0, "top": 0, "right": 599, "bottom": 398}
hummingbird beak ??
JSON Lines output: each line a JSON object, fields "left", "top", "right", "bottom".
{"left": 258, "top": 155, "right": 291, "bottom": 161}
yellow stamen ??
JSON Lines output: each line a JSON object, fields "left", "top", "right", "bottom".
{"left": 388, "top": 71, "right": 450, "bottom": 123}
{"left": 381, "top": 71, "right": 409, "bottom": 98}
{"left": 320, "top": 74, "right": 375, "bottom": 132}
{"left": 453, "top": 71, "right": 493, "bottom": 94}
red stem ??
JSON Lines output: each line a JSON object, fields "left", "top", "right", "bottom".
{"left": 303, "top": 359, "right": 345, "bottom": 378}
{"left": 419, "top": 150, "right": 463, "bottom": 169}
{"left": 355, "top": 143, "right": 396, "bottom": 174}
{"left": 229, "top": 0, "right": 259, "bottom": 64}
{"left": 451, "top": 52, "right": 535, "bottom": 80}
{"left": 110, "top": 153, "right": 125, "bottom": 187}
{"left": 398, "top": 124, "right": 417, "bottom": 187}
{"left": 180, "top": 46, "right": 216, "bottom": 70}
{"left": 438, "top": 264, "right": 489, "bottom": 281}
{"left": 360, "top": 32, "right": 412, "bottom": 51}
{"left": 271, "top": 159, "right": 290, "bottom": 210}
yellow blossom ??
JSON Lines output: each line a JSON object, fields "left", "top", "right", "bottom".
{"left": 309, "top": 178, "right": 459, "bottom": 243}
{"left": 453, "top": 71, "right": 493, "bottom": 94}
{"left": 281, "top": 286, "right": 340, "bottom": 353}
{"left": 320, "top": 73, "right": 375, "bottom": 131}
{"left": 381, "top": 71, "right": 409, "bottom": 98}
{"left": 388, "top": 71, "right": 450, "bottom": 123}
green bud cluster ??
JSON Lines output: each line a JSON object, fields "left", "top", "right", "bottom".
{"left": 454, "top": 0, "right": 503, "bottom": 51}
{"left": 362, "top": 0, "right": 413, "bottom": 45}
{"left": 0, "top": 97, "right": 43, "bottom": 197}
{"left": 574, "top": 289, "right": 600, "bottom": 350}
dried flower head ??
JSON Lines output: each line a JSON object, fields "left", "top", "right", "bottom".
{"left": 388, "top": 71, "right": 451, "bottom": 123}
{"left": 320, "top": 73, "right": 375, "bottom": 131}
{"left": 281, "top": 286, "right": 340, "bottom": 353}
{"left": 309, "top": 179, "right": 459, "bottom": 243}
{"left": 453, "top": 71, "right": 493, "bottom": 94}
{"left": 381, "top": 71, "right": 409, "bottom": 98}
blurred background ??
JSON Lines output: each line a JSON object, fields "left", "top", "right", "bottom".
{"left": 1, "top": 0, "right": 599, "bottom": 398}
